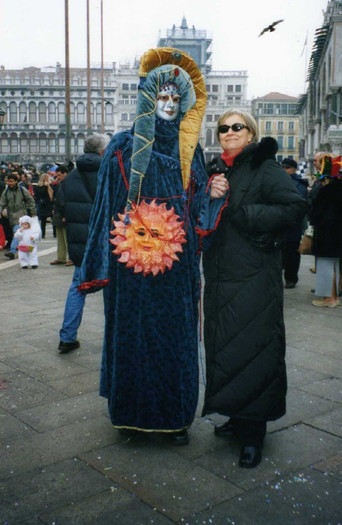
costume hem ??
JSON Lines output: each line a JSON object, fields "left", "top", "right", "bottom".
{"left": 113, "top": 424, "right": 190, "bottom": 433}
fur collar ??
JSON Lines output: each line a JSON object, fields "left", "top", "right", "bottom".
{"left": 206, "top": 137, "right": 278, "bottom": 175}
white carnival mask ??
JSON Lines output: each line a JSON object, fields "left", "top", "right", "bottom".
{"left": 156, "top": 84, "right": 180, "bottom": 121}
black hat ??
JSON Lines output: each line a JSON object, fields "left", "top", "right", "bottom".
{"left": 281, "top": 158, "right": 298, "bottom": 169}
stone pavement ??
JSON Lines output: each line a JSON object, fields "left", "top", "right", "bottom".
{"left": 0, "top": 232, "right": 341, "bottom": 525}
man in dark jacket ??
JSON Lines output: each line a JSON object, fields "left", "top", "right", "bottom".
{"left": 57, "top": 133, "right": 110, "bottom": 353}
{"left": 281, "top": 158, "right": 309, "bottom": 288}
{"left": 0, "top": 172, "right": 36, "bottom": 259}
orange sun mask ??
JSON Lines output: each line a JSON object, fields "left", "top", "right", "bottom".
{"left": 110, "top": 200, "right": 187, "bottom": 276}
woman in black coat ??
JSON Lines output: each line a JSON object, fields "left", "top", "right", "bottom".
{"left": 202, "top": 110, "right": 307, "bottom": 468}
{"left": 35, "top": 173, "right": 54, "bottom": 238}
{"left": 310, "top": 156, "right": 342, "bottom": 308}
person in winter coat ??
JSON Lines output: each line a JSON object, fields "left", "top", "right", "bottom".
{"left": 14, "top": 215, "right": 39, "bottom": 269}
{"left": 281, "top": 158, "right": 309, "bottom": 288}
{"left": 56, "top": 133, "right": 110, "bottom": 353}
{"left": 35, "top": 173, "right": 54, "bottom": 238}
{"left": 202, "top": 110, "right": 307, "bottom": 468}
{"left": 310, "top": 155, "right": 342, "bottom": 308}
{"left": 0, "top": 173, "right": 36, "bottom": 259}
{"left": 50, "top": 165, "right": 72, "bottom": 266}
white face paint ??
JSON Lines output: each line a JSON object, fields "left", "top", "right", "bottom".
{"left": 156, "top": 84, "right": 180, "bottom": 121}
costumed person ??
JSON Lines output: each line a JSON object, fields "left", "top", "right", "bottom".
{"left": 311, "top": 154, "right": 342, "bottom": 308}
{"left": 79, "top": 48, "right": 228, "bottom": 444}
{"left": 14, "top": 215, "right": 40, "bottom": 269}
{"left": 202, "top": 110, "right": 307, "bottom": 468}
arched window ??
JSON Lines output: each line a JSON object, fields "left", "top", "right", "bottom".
{"left": 19, "top": 102, "right": 27, "bottom": 123}
{"left": 96, "top": 102, "right": 102, "bottom": 125}
{"left": 20, "top": 132, "right": 28, "bottom": 153}
{"left": 29, "top": 102, "right": 37, "bottom": 123}
{"left": 1, "top": 133, "right": 9, "bottom": 153}
{"left": 39, "top": 132, "right": 47, "bottom": 153}
{"left": 58, "top": 102, "right": 65, "bottom": 124}
{"left": 58, "top": 133, "right": 66, "bottom": 154}
{"left": 71, "top": 133, "right": 76, "bottom": 155}
{"left": 77, "top": 134, "right": 85, "bottom": 154}
{"left": 9, "top": 102, "right": 17, "bottom": 123}
{"left": 105, "top": 102, "right": 113, "bottom": 125}
{"left": 77, "top": 103, "right": 85, "bottom": 124}
{"left": 39, "top": 102, "right": 47, "bottom": 123}
{"left": 10, "top": 132, "right": 18, "bottom": 153}
{"left": 48, "top": 102, "right": 56, "bottom": 124}
{"left": 29, "top": 133, "right": 38, "bottom": 153}
{"left": 48, "top": 133, "right": 56, "bottom": 154}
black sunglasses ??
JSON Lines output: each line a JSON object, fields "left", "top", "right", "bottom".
{"left": 218, "top": 123, "right": 249, "bottom": 133}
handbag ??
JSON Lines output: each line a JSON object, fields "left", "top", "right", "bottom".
{"left": 298, "top": 233, "right": 312, "bottom": 255}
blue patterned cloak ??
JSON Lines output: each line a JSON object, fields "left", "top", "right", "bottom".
{"left": 79, "top": 118, "right": 227, "bottom": 432}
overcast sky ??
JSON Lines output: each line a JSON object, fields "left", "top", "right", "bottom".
{"left": 0, "top": 0, "right": 329, "bottom": 98}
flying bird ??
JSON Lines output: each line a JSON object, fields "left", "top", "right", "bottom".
{"left": 258, "top": 19, "right": 284, "bottom": 37}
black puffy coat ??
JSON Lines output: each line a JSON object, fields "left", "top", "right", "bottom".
{"left": 202, "top": 138, "right": 307, "bottom": 422}
{"left": 311, "top": 178, "right": 342, "bottom": 258}
{"left": 35, "top": 185, "right": 53, "bottom": 218}
{"left": 57, "top": 152, "right": 101, "bottom": 266}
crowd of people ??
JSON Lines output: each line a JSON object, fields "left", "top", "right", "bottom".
{"left": 0, "top": 160, "right": 74, "bottom": 266}
{"left": 0, "top": 47, "right": 341, "bottom": 471}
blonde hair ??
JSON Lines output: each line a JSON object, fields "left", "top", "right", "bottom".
{"left": 216, "top": 109, "right": 259, "bottom": 143}
{"left": 38, "top": 173, "right": 49, "bottom": 187}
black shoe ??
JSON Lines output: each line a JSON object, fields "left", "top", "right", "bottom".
{"left": 31, "top": 265, "right": 38, "bottom": 269}
{"left": 58, "top": 340, "right": 80, "bottom": 353}
{"left": 168, "top": 429, "right": 189, "bottom": 446}
{"left": 22, "top": 266, "right": 28, "bottom": 269}
{"left": 4, "top": 252, "right": 15, "bottom": 260}
{"left": 311, "top": 288, "right": 315, "bottom": 294}
{"left": 214, "top": 419, "right": 235, "bottom": 436}
{"left": 239, "top": 446, "right": 262, "bottom": 468}
{"left": 285, "top": 282, "right": 296, "bottom": 289}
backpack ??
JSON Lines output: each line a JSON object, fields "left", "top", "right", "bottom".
{"left": 4, "top": 185, "right": 32, "bottom": 216}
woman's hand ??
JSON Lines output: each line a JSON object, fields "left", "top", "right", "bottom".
{"left": 210, "top": 173, "right": 229, "bottom": 199}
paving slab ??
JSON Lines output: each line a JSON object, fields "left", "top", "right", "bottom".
{"left": 80, "top": 442, "right": 242, "bottom": 522}
{"left": 47, "top": 370, "right": 100, "bottom": 397}
{"left": 0, "top": 416, "right": 116, "bottom": 479}
{"left": 184, "top": 468, "right": 342, "bottom": 525}
{"left": 2, "top": 350, "right": 91, "bottom": 382}
{"left": 268, "top": 387, "right": 340, "bottom": 433}
{"left": 304, "top": 406, "right": 342, "bottom": 438}
{"left": 298, "top": 376, "right": 342, "bottom": 404}
{"left": 194, "top": 424, "right": 342, "bottom": 490}
{"left": 15, "top": 391, "right": 107, "bottom": 432}
{"left": 0, "top": 408, "right": 36, "bottom": 445}
{"left": 0, "top": 370, "right": 67, "bottom": 412}
{"left": 313, "top": 453, "right": 342, "bottom": 481}
{"left": 287, "top": 365, "right": 327, "bottom": 388}
{"left": 0, "top": 458, "right": 113, "bottom": 524}
{"left": 39, "top": 492, "right": 174, "bottom": 525}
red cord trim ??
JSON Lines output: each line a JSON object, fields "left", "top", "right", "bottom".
{"left": 78, "top": 278, "right": 110, "bottom": 291}
{"left": 113, "top": 150, "right": 129, "bottom": 190}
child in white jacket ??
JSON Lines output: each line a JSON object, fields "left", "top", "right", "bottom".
{"left": 14, "top": 215, "right": 39, "bottom": 269}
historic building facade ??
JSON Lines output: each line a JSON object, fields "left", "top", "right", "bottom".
{"left": 297, "top": 0, "right": 342, "bottom": 161}
{"left": 0, "top": 17, "right": 250, "bottom": 166}
{"left": 252, "top": 92, "right": 299, "bottom": 163}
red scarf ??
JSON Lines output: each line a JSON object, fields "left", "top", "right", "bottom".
{"left": 221, "top": 149, "right": 243, "bottom": 167}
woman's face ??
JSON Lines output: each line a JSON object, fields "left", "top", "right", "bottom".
{"left": 219, "top": 114, "right": 254, "bottom": 155}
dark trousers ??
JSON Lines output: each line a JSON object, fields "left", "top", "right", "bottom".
{"left": 282, "top": 240, "right": 301, "bottom": 284}
{"left": 232, "top": 418, "right": 266, "bottom": 446}
{"left": 39, "top": 216, "right": 55, "bottom": 238}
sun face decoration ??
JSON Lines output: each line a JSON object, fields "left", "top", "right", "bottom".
{"left": 110, "top": 200, "right": 187, "bottom": 276}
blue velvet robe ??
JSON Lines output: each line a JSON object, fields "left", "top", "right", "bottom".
{"left": 80, "top": 119, "right": 227, "bottom": 431}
